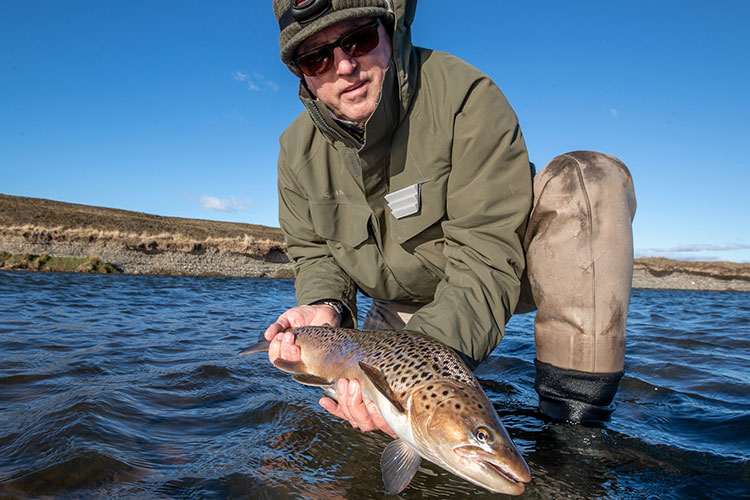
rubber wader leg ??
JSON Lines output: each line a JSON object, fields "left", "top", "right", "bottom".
{"left": 524, "top": 151, "right": 637, "bottom": 424}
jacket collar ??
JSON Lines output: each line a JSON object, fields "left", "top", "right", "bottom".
{"left": 298, "top": 59, "right": 399, "bottom": 152}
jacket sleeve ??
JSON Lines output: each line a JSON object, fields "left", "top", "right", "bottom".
{"left": 277, "top": 140, "right": 359, "bottom": 326}
{"left": 404, "top": 77, "right": 533, "bottom": 367}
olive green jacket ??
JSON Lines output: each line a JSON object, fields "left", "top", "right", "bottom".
{"left": 277, "top": 0, "right": 532, "bottom": 366}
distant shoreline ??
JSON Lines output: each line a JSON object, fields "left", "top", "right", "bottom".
{"left": 1, "top": 193, "right": 748, "bottom": 291}
{"left": 632, "top": 258, "right": 750, "bottom": 292}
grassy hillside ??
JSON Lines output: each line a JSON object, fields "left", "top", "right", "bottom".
{"left": 0, "top": 193, "right": 284, "bottom": 243}
{"left": 2, "top": 193, "right": 748, "bottom": 285}
{"left": 634, "top": 257, "right": 750, "bottom": 281}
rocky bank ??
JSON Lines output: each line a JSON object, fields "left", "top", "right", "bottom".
{"left": 0, "top": 236, "right": 293, "bottom": 278}
{"left": 1, "top": 193, "right": 748, "bottom": 291}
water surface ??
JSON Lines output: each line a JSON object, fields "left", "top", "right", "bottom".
{"left": 1, "top": 271, "right": 748, "bottom": 499}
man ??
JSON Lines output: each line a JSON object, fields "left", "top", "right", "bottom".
{"left": 265, "top": 0, "right": 636, "bottom": 435}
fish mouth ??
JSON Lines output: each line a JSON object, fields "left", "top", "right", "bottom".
{"left": 453, "top": 445, "right": 531, "bottom": 493}
{"left": 480, "top": 458, "right": 527, "bottom": 485}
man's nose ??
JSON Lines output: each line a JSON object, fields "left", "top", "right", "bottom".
{"left": 333, "top": 46, "right": 358, "bottom": 75}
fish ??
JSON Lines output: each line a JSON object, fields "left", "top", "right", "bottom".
{"left": 239, "top": 326, "right": 531, "bottom": 495}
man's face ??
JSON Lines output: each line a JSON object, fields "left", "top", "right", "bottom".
{"left": 297, "top": 17, "right": 392, "bottom": 123}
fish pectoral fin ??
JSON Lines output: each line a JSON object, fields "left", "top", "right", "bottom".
{"left": 238, "top": 340, "right": 271, "bottom": 356}
{"left": 359, "top": 362, "right": 405, "bottom": 414}
{"left": 380, "top": 439, "right": 422, "bottom": 495}
{"left": 293, "top": 374, "right": 333, "bottom": 387}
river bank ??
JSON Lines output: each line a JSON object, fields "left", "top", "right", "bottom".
{"left": 3, "top": 237, "right": 749, "bottom": 292}
{"left": 0, "top": 193, "right": 293, "bottom": 278}
{"left": 2, "top": 193, "right": 748, "bottom": 290}
{"left": 0, "top": 237, "right": 293, "bottom": 278}
{"left": 632, "top": 257, "right": 750, "bottom": 292}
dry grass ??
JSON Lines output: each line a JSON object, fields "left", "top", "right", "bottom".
{"left": 0, "top": 193, "right": 284, "bottom": 240}
{"left": 635, "top": 257, "right": 750, "bottom": 281}
{"left": 0, "top": 194, "right": 288, "bottom": 259}
{"left": 4, "top": 194, "right": 749, "bottom": 280}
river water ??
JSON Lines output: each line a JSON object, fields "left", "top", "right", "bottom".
{"left": 0, "top": 271, "right": 748, "bottom": 499}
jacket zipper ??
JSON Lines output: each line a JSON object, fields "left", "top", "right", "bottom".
{"left": 306, "top": 103, "right": 355, "bottom": 149}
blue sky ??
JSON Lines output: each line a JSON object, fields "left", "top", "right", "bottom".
{"left": 2, "top": 1, "right": 749, "bottom": 262}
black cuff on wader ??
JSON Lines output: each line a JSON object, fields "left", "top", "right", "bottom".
{"left": 534, "top": 359, "right": 624, "bottom": 426}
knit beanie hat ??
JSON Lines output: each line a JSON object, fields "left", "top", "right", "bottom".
{"left": 273, "top": 0, "right": 393, "bottom": 76}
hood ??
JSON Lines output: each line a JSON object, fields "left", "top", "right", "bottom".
{"left": 296, "top": 0, "right": 420, "bottom": 146}
{"left": 389, "top": 0, "right": 418, "bottom": 119}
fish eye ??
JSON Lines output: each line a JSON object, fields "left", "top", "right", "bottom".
{"left": 474, "top": 427, "right": 491, "bottom": 443}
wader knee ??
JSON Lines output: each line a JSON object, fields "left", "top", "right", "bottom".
{"left": 524, "top": 151, "right": 636, "bottom": 424}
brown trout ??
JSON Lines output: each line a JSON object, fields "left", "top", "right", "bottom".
{"left": 240, "top": 326, "right": 531, "bottom": 495}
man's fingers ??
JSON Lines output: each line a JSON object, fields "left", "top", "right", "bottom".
{"left": 268, "top": 334, "right": 282, "bottom": 363}
{"left": 279, "top": 331, "right": 301, "bottom": 361}
{"left": 346, "top": 380, "right": 373, "bottom": 423}
{"left": 264, "top": 317, "right": 290, "bottom": 341}
{"left": 367, "top": 401, "right": 397, "bottom": 438}
{"left": 318, "top": 379, "right": 392, "bottom": 436}
{"left": 345, "top": 379, "right": 369, "bottom": 430}
{"left": 336, "top": 379, "right": 355, "bottom": 423}
{"left": 319, "top": 397, "right": 344, "bottom": 419}
{"left": 264, "top": 323, "right": 281, "bottom": 341}
{"left": 342, "top": 379, "right": 380, "bottom": 432}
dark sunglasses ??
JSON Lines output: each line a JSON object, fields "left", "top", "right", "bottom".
{"left": 293, "top": 19, "right": 381, "bottom": 77}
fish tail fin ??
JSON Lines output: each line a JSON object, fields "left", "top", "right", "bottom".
{"left": 238, "top": 339, "right": 309, "bottom": 374}
{"left": 238, "top": 340, "right": 271, "bottom": 356}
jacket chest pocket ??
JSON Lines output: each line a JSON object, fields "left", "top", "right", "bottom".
{"left": 389, "top": 172, "right": 448, "bottom": 244}
{"left": 309, "top": 202, "right": 371, "bottom": 249}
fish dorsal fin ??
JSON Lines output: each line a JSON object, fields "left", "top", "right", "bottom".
{"left": 380, "top": 439, "right": 422, "bottom": 494}
{"left": 358, "top": 362, "right": 405, "bottom": 414}
{"left": 293, "top": 374, "right": 333, "bottom": 387}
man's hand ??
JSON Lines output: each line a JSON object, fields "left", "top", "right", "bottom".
{"left": 263, "top": 305, "right": 396, "bottom": 438}
{"left": 265, "top": 304, "right": 340, "bottom": 364}
{"left": 264, "top": 304, "right": 341, "bottom": 342}
{"left": 320, "top": 378, "right": 398, "bottom": 438}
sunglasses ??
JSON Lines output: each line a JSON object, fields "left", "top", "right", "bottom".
{"left": 293, "top": 19, "right": 381, "bottom": 77}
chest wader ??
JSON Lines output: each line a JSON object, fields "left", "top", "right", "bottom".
{"left": 520, "top": 151, "right": 636, "bottom": 425}
{"left": 362, "top": 151, "right": 635, "bottom": 426}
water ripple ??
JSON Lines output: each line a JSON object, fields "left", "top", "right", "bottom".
{"left": 1, "top": 272, "right": 748, "bottom": 499}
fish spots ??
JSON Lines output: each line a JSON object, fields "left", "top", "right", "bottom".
{"left": 293, "top": 326, "right": 480, "bottom": 398}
